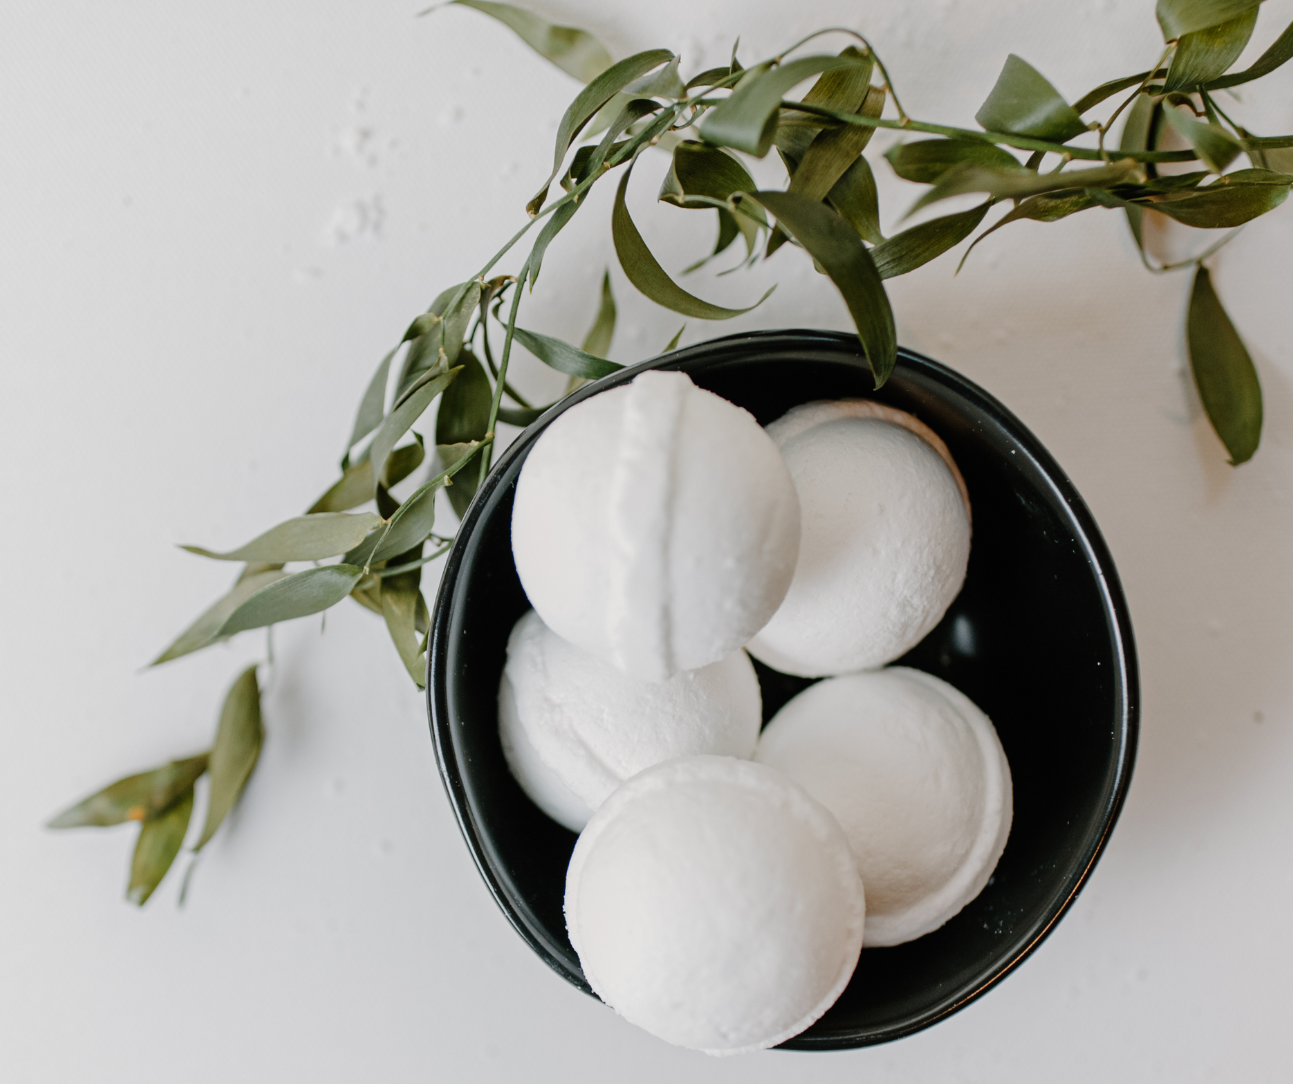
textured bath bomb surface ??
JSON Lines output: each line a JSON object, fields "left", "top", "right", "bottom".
{"left": 511, "top": 370, "right": 800, "bottom": 682}
{"left": 756, "top": 668, "right": 1012, "bottom": 947}
{"left": 566, "top": 756, "right": 865, "bottom": 1055}
{"left": 746, "top": 399, "right": 971, "bottom": 677}
{"left": 498, "top": 610, "right": 762, "bottom": 832}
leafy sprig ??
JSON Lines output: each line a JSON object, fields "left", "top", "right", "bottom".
{"left": 51, "top": 0, "right": 1291, "bottom": 903}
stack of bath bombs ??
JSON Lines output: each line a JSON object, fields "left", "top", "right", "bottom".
{"left": 504, "top": 370, "right": 1011, "bottom": 1054}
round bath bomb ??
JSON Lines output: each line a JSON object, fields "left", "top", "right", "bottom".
{"left": 498, "top": 610, "right": 762, "bottom": 832}
{"left": 566, "top": 756, "right": 865, "bottom": 1054}
{"left": 746, "top": 399, "right": 971, "bottom": 677}
{"left": 511, "top": 370, "right": 800, "bottom": 682}
{"left": 756, "top": 668, "right": 1011, "bottom": 946}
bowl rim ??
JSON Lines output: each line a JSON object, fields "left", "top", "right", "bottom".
{"left": 427, "top": 328, "right": 1140, "bottom": 1050}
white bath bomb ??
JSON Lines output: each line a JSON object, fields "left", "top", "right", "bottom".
{"left": 511, "top": 370, "right": 800, "bottom": 682}
{"left": 756, "top": 668, "right": 1011, "bottom": 946}
{"left": 498, "top": 610, "right": 762, "bottom": 832}
{"left": 566, "top": 756, "right": 865, "bottom": 1054}
{"left": 746, "top": 399, "right": 971, "bottom": 677}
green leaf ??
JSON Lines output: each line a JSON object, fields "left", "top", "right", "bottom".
{"left": 614, "top": 167, "right": 773, "bottom": 319}
{"left": 48, "top": 754, "right": 208, "bottom": 828}
{"left": 380, "top": 553, "right": 428, "bottom": 687}
{"left": 528, "top": 48, "right": 674, "bottom": 214}
{"left": 581, "top": 270, "right": 617, "bottom": 358}
{"left": 958, "top": 193, "right": 1098, "bottom": 270}
{"left": 149, "top": 570, "right": 287, "bottom": 665}
{"left": 435, "top": 348, "right": 492, "bottom": 518}
{"left": 885, "top": 138, "right": 1022, "bottom": 184}
{"left": 1188, "top": 264, "right": 1262, "bottom": 463}
{"left": 1158, "top": 0, "right": 1263, "bottom": 41}
{"left": 1143, "top": 175, "right": 1290, "bottom": 226}
{"left": 871, "top": 200, "right": 993, "bottom": 279}
{"left": 370, "top": 366, "right": 461, "bottom": 497}
{"left": 195, "top": 665, "right": 263, "bottom": 851}
{"left": 128, "top": 787, "right": 194, "bottom": 906}
{"left": 345, "top": 348, "right": 395, "bottom": 455}
{"left": 1206, "top": 17, "right": 1293, "bottom": 88}
{"left": 1120, "top": 94, "right": 1160, "bottom": 253}
{"left": 789, "top": 86, "right": 885, "bottom": 202}
{"left": 527, "top": 201, "right": 579, "bottom": 288}
{"left": 699, "top": 54, "right": 870, "bottom": 157}
{"left": 497, "top": 405, "right": 549, "bottom": 426}
{"left": 740, "top": 190, "right": 896, "bottom": 385}
{"left": 441, "top": 280, "right": 481, "bottom": 368}
{"left": 908, "top": 159, "right": 1142, "bottom": 216}
{"left": 659, "top": 141, "right": 763, "bottom": 216}
{"left": 628, "top": 56, "right": 685, "bottom": 99}
{"left": 1165, "top": 7, "right": 1259, "bottom": 89}
{"left": 217, "top": 565, "right": 365, "bottom": 637}
{"left": 662, "top": 325, "right": 686, "bottom": 352}
{"left": 181, "top": 512, "right": 384, "bottom": 563}
{"left": 975, "top": 55, "right": 1087, "bottom": 143}
{"left": 774, "top": 47, "right": 874, "bottom": 160}
{"left": 308, "top": 441, "right": 425, "bottom": 514}
{"left": 511, "top": 326, "right": 621, "bottom": 379}
{"left": 1072, "top": 70, "right": 1165, "bottom": 115}
{"left": 828, "top": 155, "right": 884, "bottom": 244}
{"left": 444, "top": 1, "right": 612, "bottom": 83}
{"left": 365, "top": 443, "right": 485, "bottom": 561}
{"left": 1161, "top": 106, "right": 1244, "bottom": 171}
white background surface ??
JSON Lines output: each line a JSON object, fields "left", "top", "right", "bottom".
{"left": 3, "top": 1, "right": 1292, "bottom": 1080}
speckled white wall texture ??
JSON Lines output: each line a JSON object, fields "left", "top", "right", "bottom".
{"left": 2, "top": 1, "right": 1292, "bottom": 1080}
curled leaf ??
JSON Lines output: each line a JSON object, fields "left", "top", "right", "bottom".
{"left": 871, "top": 200, "right": 993, "bottom": 279}
{"left": 181, "top": 512, "right": 384, "bottom": 563}
{"left": 958, "top": 193, "right": 1097, "bottom": 270}
{"left": 885, "top": 138, "right": 1022, "bottom": 184}
{"left": 1142, "top": 173, "right": 1290, "bottom": 226}
{"left": 975, "top": 54, "right": 1087, "bottom": 143}
{"left": 828, "top": 155, "right": 884, "bottom": 244}
{"left": 511, "top": 326, "right": 621, "bottom": 379}
{"left": 740, "top": 190, "right": 895, "bottom": 385}
{"left": 581, "top": 270, "right": 617, "bottom": 359}
{"left": 659, "top": 141, "right": 762, "bottom": 216}
{"left": 195, "top": 665, "right": 263, "bottom": 851}
{"left": 436, "top": 349, "right": 493, "bottom": 517}
{"left": 380, "top": 552, "right": 428, "bottom": 687}
{"left": 1161, "top": 106, "right": 1243, "bottom": 171}
{"left": 444, "top": 1, "right": 612, "bottom": 83}
{"left": 614, "top": 167, "right": 772, "bottom": 319}
{"left": 150, "top": 570, "right": 288, "bottom": 665}
{"left": 48, "top": 754, "right": 209, "bottom": 828}
{"left": 217, "top": 565, "right": 366, "bottom": 637}
{"left": 1206, "top": 16, "right": 1293, "bottom": 88}
{"left": 1188, "top": 264, "right": 1262, "bottom": 463}
{"left": 1157, "top": 0, "right": 1263, "bottom": 41}
{"left": 128, "top": 788, "right": 194, "bottom": 906}
{"left": 1120, "top": 93, "right": 1161, "bottom": 254}
{"left": 497, "top": 404, "right": 550, "bottom": 426}
{"left": 1164, "top": 7, "right": 1259, "bottom": 89}
{"left": 908, "top": 159, "right": 1142, "bottom": 216}
{"left": 790, "top": 86, "right": 885, "bottom": 202}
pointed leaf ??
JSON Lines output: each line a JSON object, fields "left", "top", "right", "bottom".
{"left": 628, "top": 56, "right": 684, "bottom": 98}
{"left": 527, "top": 200, "right": 579, "bottom": 289}
{"left": 581, "top": 271, "right": 617, "bottom": 358}
{"left": 1206, "top": 17, "right": 1293, "bottom": 87}
{"left": 885, "top": 138, "right": 1022, "bottom": 184}
{"left": 308, "top": 442, "right": 425, "bottom": 513}
{"left": 1073, "top": 70, "right": 1165, "bottom": 115}
{"left": 1161, "top": 106, "right": 1243, "bottom": 171}
{"left": 1157, "top": 0, "right": 1263, "bottom": 41}
{"left": 909, "top": 159, "right": 1142, "bottom": 215}
{"left": 48, "top": 755, "right": 208, "bottom": 828}
{"left": 497, "top": 404, "right": 550, "bottom": 426}
{"left": 789, "top": 86, "right": 885, "bottom": 202}
{"left": 441, "top": 280, "right": 481, "bottom": 368}
{"left": 345, "top": 348, "right": 395, "bottom": 454}
{"left": 435, "top": 348, "right": 491, "bottom": 517}
{"left": 659, "top": 141, "right": 762, "bottom": 216}
{"left": 699, "top": 54, "right": 870, "bottom": 156}
{"left": 614, "top": 167, "right": 773, "bottom": 319}
{"left": 1188, "top": 265, "right": 1262, "bottom": 463}
{"left": 775, "top": 47, "right": 874, "bottom": 159}
{"left": 511, "top": 326, "right": 621, "bottom": 379}
{"left": 217, "top": 565, "right": 365, "bottom": 637}
{"left": 149, "top": 571, "right": 287, "bottom": 665}
{"left": 128, "top": 788, "right": 194, "bottom": 906}
{"left": 958, "top": 193, "right": 1098, "bottom": 269}
{"left": 828, "top": 155, "right": 884, "bottom": 244}
{"left": 1144, "top": 176, "right": 1290, "bottom": 226}
{"left": 529, "top": 49, "right": 674, "bottom": 214}
{"left": 975, "top": 55, "right": 1087, "bottom": 143}
{"left": 871, "top": 200, "right": 993, "bottom": 279}
{"left": 380, "top": 555, "right": 427, "bottom": 687}
{"left": 181, "top": 512, "right": 383, "bottom": 563}
{"left": 195, "top": 666, "right": 263, "bottom": 850}
{"left": 1120, "top": 94, "right": 1160, "bottom": 253}
{"left": 364, "top": 443, "right": 484, "bottom": 562}
{"left": 1165, "top": 7, "right": 1259, "bottom": 89}
{"left": 662, "top": 325, "right": 686, "bottom": 351}
{"left": 740, "top": 190, "right": 896, "bottom": 385}
{"left": 370, "top": 366, "right": 460, "bottom": 496}
{"left": 445, "top": 1, "right": 612, "bottom": 83}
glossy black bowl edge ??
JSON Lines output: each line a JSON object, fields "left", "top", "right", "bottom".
{"left": 427, "top": 328, "right": 1140, "bottom": 1049}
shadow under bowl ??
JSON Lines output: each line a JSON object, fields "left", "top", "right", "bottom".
{"left": 427, "top": 329, "right": 1138, "bottom": 1050}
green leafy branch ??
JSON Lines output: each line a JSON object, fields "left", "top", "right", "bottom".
{"left": 52, "top": 0, "right": 1292, "bottom": 903}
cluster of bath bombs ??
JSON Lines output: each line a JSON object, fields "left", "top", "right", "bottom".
{"left": 565, "top": 756, "right": 865, "bottom": 1055}
{"left": 747, "top": 399, "right": 972, "bottom": 677}
{"left": 756, "top": 667, "right": 1012, "bottom": 946}
{"left": 498, "top": 609, "right": 762, "bottom": 832}
{"left": 510, "top": 370, "right": 800, "bottom": 682}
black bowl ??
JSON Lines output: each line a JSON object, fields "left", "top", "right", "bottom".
{"left": 427, "top": 329, "right": 1138, "bottom": 1049}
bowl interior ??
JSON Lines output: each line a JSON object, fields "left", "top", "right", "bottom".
{"left": 428, "top": 330, "right": 1137, "bottom": 1049}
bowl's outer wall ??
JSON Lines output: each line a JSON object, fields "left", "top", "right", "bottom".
{"left": 428, "top": 330, "right": 1139, "bottom": 1050}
